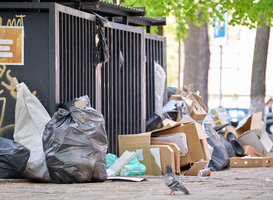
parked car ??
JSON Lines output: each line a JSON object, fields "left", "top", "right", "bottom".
{"left": 225, "top": 108, "right": 249, "bottom": 123}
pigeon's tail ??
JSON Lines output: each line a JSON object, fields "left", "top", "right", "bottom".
{"left": 184, "top": 189, "right": 190, "bottom": 195}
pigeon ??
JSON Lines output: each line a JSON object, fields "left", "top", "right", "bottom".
{"left": 163, "top": 164, "right": 190, "bottom": 195}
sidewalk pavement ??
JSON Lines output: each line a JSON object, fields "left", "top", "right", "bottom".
{"left": 1, "top": 151, "right": 273, "bottom": 200}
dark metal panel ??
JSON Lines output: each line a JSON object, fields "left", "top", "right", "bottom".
{"left": 145, "top": 33, "right": 167, "bottom": 118}
{"left": 100, "top": 21, "right": 145, "bottom": 154}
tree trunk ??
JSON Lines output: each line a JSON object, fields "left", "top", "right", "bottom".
{"left": 249, "top": 23, "right": 270, "bottom": 114}
{"left": 183, "top": 20, "right": 210, "bottom": 107}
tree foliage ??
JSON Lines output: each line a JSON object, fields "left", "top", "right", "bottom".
{"left": 105, "top": 0, "right": 273, "bottom": 39}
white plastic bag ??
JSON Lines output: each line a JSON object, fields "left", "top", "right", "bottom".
{"left": 154, "top": 61, "right": 166, "bottom": 117}
{"left": 14, "top": 83, "right": 51, "bottom": 182}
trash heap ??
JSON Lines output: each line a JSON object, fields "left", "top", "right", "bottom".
{"left": 1, "top": 81, "right": 273, "bottom": 181}
{"left": 0, "top": 80, "right": 108, "bottom": 183}
{"left": 118, "top": 84, "right": 273, "bottom": 176}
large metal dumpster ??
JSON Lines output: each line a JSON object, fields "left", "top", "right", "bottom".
{"left": 0, "top": 2, "right": 97, "bottom": 139}
{"left": 0, "top": 1, "right": 166, "bottom": 156}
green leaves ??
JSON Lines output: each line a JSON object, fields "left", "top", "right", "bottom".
{"left": 104, "top": 0, "right": 273, "bottom": 39}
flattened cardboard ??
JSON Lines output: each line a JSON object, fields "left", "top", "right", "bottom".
{"left": 151, "top": 121, "right": 209, "bottom": 168}
{"left": 150, "top": 140, "right": 181, "bottom": 174}
{"left": 184, "top": 161, "right": 208, "bottom": 176}
{"left": 200, "top": 138, "right": 211, "bottom": 161}
{"left": 150, "top": 145, "right": 175, "bottom": 174}
{"left": 151, "top": 123, "right": 182, "bottom": 137}
{"left": 238, "top": 130, "right": 273, "bottom": 155}
{"left": 162, "top": 118, "right": 181, "bottom": 127}
{"left": 186, "top": 92, "right": 208, "bottom": 113}
{"left": 180, "top": 154, "right": 192, "bottom": 167}
{"left": 242, "top": 145, "right": 265, "bottom": 157}
{"left": 151, "top": 133, "right": 187, "bottom": 156}
{"left": 170, "top": 95, "right": 184, "bottom": 101}
{"left": 235, "top": 112, "right": 262, "bottom": 136}
{"left": 230, "top": 157, "right": 273, "bottom": 167}
{"left": 180, "top": 115, "right": 195, "bottom": 124}
{"left": 224, "top": 125, "right": 238, "bottom": 138}
{"left": 118, "top": 133, "right": 162, "bottom": 175}
{"left": 180, "top": 123, "right": 209, "bottom": 166}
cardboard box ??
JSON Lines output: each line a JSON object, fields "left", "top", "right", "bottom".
{"left": 238, "top": 130, "right": 273, "bottom": 155}
{"left": 150, "top": 122, "right": 210, "bottom": 167}
{"left": 151, "top": 133, "right": 187, "bottom": 156}
{"left": 119, "top": 122, "right": 210, "bottom": 175}
{"left": 151, "top": 140, "right": 180, "bottom": 174}
{"left": 186, "top": 92, "right": 208, "bottom": 113}
{"left": 230, "top": 157, "right": 273, "bottom": 167}
{"left": 242, "top": 145, "right": 265, "bottom": 157}
{"left": 184, "top": 99, "right": 207, "bottom": 121}
{"left": 118, "top": 133, "right": 162, "bottom": 175}
{"left": 235, "top": 112, "right": 262, "bottom": 136}
{"left": 224, "top": 125, "right": 237, "bottom": 138}
{"left": 179, "top": 123, "right": 211, "bottom": 167}
{"left": 150, "top": 145, "right": 175, "bottom": 174}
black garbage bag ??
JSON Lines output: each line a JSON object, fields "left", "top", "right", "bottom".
{"left": 43, "top": 96, "right": 108, "bottom": 183}
{"left": 92, "top": 11, "right": 109, "bottom": 65}
{"left": 219, "top": 135, "right": 236, "bottom": 158}
{"left": 0, "top": 137, "right": 30, "bottom": 179}
{"left": 146, "top": 112, "right": 164, "bottom": 132}
{"left": 204, "top": 125, "right": 230, "bottom": 171}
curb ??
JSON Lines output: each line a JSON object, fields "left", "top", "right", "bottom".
{"left": 0, "top": 179, "right": 33, "bottom": 183}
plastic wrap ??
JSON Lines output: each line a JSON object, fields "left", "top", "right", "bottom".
{"left": 0, "top": 137, "right": 30, "bottom": 179}
{"left": 93, "top": 12, "right": 109, "bottom": 65}
{"left": 119, "top": 156, "right": 146, "bottom": 176}
{"left": 43, "top": 96, "right": 108, "bottom": 183}
{"left": 146, "top": 112, "right": 164, "bottom": 132}
{"left": 154, "top": 61, "right": 166, "bottom": 117}
{"left": 106, "top": 153, "right": 118, "bottom": 169}
{"left": 204, "top": 125, "right": 230, "bottom": 171}
{"left": 14, "top": 82, "right": 51, "bottom": 182}
{"left": 203, "top": 107, "right": 230, "bottom": 130}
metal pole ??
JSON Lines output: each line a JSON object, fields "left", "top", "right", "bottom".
{"left": 220, "top": 45, "right": 222, "bottom": 106}
{"left": 178, "top": 0, "right": 181, "bottom": 90}
{"left": 178, "top": 38, "right": 181, "bottom": 89}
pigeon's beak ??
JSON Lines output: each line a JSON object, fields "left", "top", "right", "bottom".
{"left": 163, "top": 165, "right": 166, "bottom": 168}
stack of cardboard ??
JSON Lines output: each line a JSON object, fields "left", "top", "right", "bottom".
{"left": 170, "top": 84, "right": 208, "bottom": 121}
{"left": 119, "top": 84, "right": 213, "bottom": 176}
{"left": 118, "top": 120, "right": 211, "bottom": 176}
{"left": 225, "top": 112, "right": 273, "bottom": 167}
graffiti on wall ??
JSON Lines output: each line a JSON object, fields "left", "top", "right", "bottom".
{"left": 0, "top": 14, "right": 36, "bottom": 138}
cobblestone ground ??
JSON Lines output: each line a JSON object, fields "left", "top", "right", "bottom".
{"left": 1, "top": 152, "right": 273, "bottom": 200}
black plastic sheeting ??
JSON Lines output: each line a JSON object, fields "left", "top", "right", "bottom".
{"left": 0, "top": 137, "right": 30, "bottom": 179}
{"left": 92, "top": 11, "right": 109, "bottom": 65}
{"left": 43, "top": 96, "right": 108, "bottom": 183}
{"left": 146, "top": 112, "right": 164, "bottom": 132}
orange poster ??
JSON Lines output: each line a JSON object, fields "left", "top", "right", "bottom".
{"left": 0, "top": 26, "right": 24, "bottom": 65}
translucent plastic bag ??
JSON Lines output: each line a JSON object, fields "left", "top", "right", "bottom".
{"left": 43, "top": 96, "right": 108, "bottom": 183}
{"left": 154, "top": 61, "right": 166, "bottom": 117}
{"left": 119, "top": 156, "right": 146, "bottom": 176}
{"left": 14, "top": 83, "right": 51, "bottom": 182}
{"left": 106, "top": 153, "right": 118, "bottom": 169}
